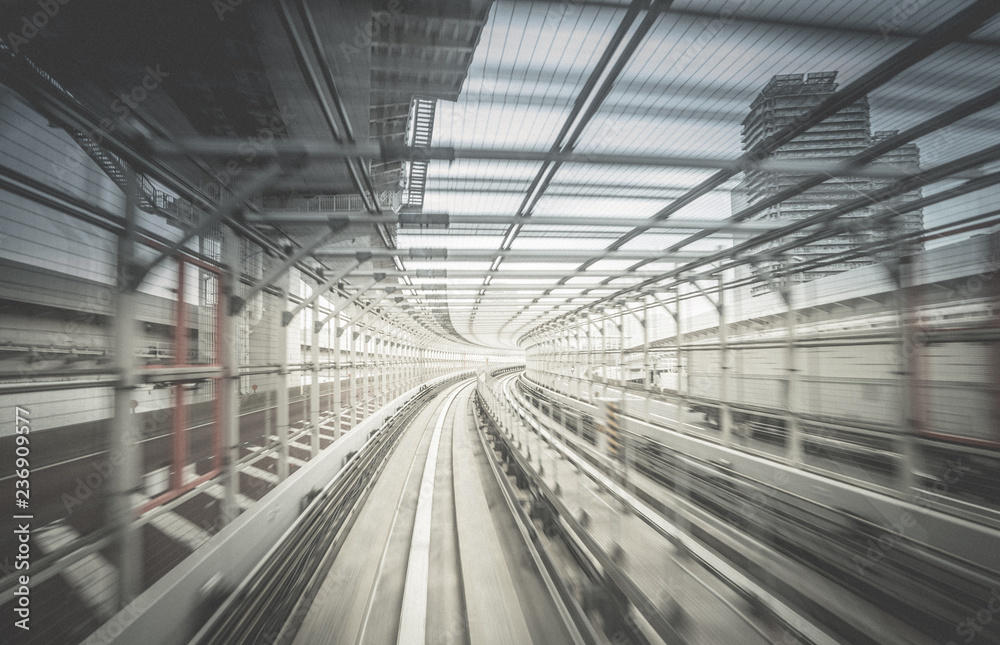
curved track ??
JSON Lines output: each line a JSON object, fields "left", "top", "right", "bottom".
{"left": 196, "top": 379, "right": 582, "bottom": 645}
{"left": 282, "top": 378, "right": 580, "bottom": 645}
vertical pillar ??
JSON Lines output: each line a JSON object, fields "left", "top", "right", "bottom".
{"left": 642, "top": 297, "right": 651, "bottom": 422}
{"left": 784, "top": 288, "right": 803, "bottom": 465}
{"left": 327, "top": 317, "right": 334, "bottom": 419}
{"left": 402, "top": 342, "right": 408, "bottom": 390}
{"left": 110, "top": 168, "right": 142, "bottom": 607}
{"left": 310, "top": 285, "right": 320, "bottom": 457}
{"left": 576, "top": 317, "right": 584, "bottom": 400}
{"left": 361, "top": 328, "right": 370, "bottom": 419}
{"left": 333, "top": 319, "right": 342, "bottom": 437}
{"left": 675, "top": 289, "right": 685, "bottom": 433}
{"left": 348, "top": 323, "right": 357, "bottom": 428}
{"left": 566, "top": 320, "right": 572, "bottom": 393}
{"left": 600, "top": 314, "right": 609, "bottom": 398}
{"left": 374, "top": 333, "right": 382, "bottom": 408}
{"left": 276, "top": 271, "right": 290, "bottom": 480}
{"left": 222, "top": 226, "right": 241, "bottom": 525}
{"left": 391, "top": 335, "right": 398, "bottom": 397}
{"left": 388, "top": 335, "right": 396, "bottom": 398}
{"left": 718, "top": 276, "right": 733, "bottom": 446}
{"left": 897, "top": 258, "right": 918, "bottom": 493}
{"left": 619, "top": 306, "right": 626, "bottom": 391}
{"left": 586, "top": 312, "right": 593, "bottom": 403}
{"left": 171, "top": 259, "right": 187, "bottom": 491}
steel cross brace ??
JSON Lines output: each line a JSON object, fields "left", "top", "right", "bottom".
{"left": 131, "top": 162, "right": 285, "bottom": 290}
{"left": 231, "top": 218, "right": 349, "bottom": 315}
{"left": 318, "top": 281, "right": 390, "bottom": 332}
{"left": 282, "top": 255, "right": 372, "bottom": 326}
{"left": 337, "top": 294, "right": 403, "bottom": 336}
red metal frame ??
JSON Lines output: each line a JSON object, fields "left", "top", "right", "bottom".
{"left": 137, "top": 251, "right": 225, "bottom": 516}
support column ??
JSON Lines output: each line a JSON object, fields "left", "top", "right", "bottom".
{"left": 585, "top": 312, "right": 593, "bottom": 403}
{"left": 897, "top": 258, "right": 919, "bottom": 493}
{"left": 642, "top": 298, "right": 651, "bottom": 422}
{"left": 348, "top": 324, "right": 357, "bottom": 428}
{"left": 222, "top": 226, "right": 241, "bottom": 525}
{"left": 310, "top": 284, "right": 320, "bottom": 457}
{"left": 361, "top": 328, "right": 370, "bottom": 419}
{"left": 374, "top": 333, "right": 382, "bottom": 408}
{"left": 388, "top": 335, "right": 396, "bottom": 398}
{"left": 334, "top": 319, "right": 342, "bottom": 438}
{"left": 784, "top": 288, "right": 803, "bottom": 465}
{"left": 576, "top": 317, "right": 583, "bottom": 400}
{"left": 675, "top": 289, "right": 685, "bottom": 433}
{"left": 110, "top": 168, "right": 142, "bottom": 607}
{"left": 327, "top": 318, "right": 335, "bottom": 422}
{"left": 600, "top": 314, "right": 609, "bottom": 398}
{"left": 619, "top": 306, "right": 626, "bottom": 391}
{"left": 276, "top": 271, "right": 290, "bottom": 480}
{"left": 718, "top": 275, "right": 733, "bottom": 446}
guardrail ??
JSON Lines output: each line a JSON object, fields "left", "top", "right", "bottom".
{"left": 191, "top": 372, "right": 473, "bottom": 644}
{"left": 508, "top": 373, "right": 1000, "bottom": 645}
{"left": 83, "top": 371, "right": 473, "bottom": 645}
{"left": 476, "top": 368, "right": 686, "bottom": 645}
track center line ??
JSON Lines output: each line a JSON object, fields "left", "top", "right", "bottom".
{"left": 354, "top": 382, "right": 466, "bottom": 645}
{"left": 396, "top": 383, "right": 468, "bottom": 645}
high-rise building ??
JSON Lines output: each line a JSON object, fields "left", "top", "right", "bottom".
{"left": 870, "top": 130, "right": 925, "bottom": 258}
{"left": 739, "top": 71, "right": 923, "bottom": 294}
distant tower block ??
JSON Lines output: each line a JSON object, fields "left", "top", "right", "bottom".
{"left": 739, "top": 71, "right": 923, "bottom": 294}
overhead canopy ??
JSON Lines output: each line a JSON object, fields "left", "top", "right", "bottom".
{"left": 5, "top": 0, "right": 999, "bottom": 349}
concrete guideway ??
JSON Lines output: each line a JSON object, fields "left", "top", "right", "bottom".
{"left": 492, "top": 370, "right": 966, "bottom": 645}
{"left": 292, "top": 378, "right": 577, "bottom": 645}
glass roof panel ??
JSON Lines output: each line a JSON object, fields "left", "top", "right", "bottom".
{"left": 393, "top": 0, "right": 1000, "bottom": 347}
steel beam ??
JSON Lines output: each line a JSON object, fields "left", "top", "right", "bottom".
{"left": 316, "top": 278, "right": 388, "bottom": 331}
{"left": 147, "top": 139, "right": 961, "bottom": 178}
{"left": 283, "top": 256, "right": 367, "bottom": 325}
{"left": 310, "top": 283, "right": 321, "bottom": 457}
{"left": 110, "top": 168, "right": 142, "bottom": 608}
{"left": 232, "top": 222, "right": 345, "bottom": 315}
{"left": 273, "top": 0, "right": 378, "bottom": 214}
{"left": 222, "top": 226, "right": 242, "bottom": 525}
{"left": 132, "top": 163, "right": 284, "bottom": 290}
{"left": 784, "top": 286, "right": 803, "bottom": 466}
{"left": 315, "top": 248, "right": 704, "bottom": 261}
{"left": 277, "top": 270, "right": 290, "bottom": 480}
{"left": 605, "top": 0, "right": 1000, "bottom": 257}
{"left": 252, "top": 211, "right": 806, "bottom": 233}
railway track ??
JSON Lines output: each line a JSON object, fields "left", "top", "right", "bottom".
{"left": 192, "top": 375, "right": 590, "bottom": 645}
{"left": 506, "top": 371, "right": 1000, "bottom": 645}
